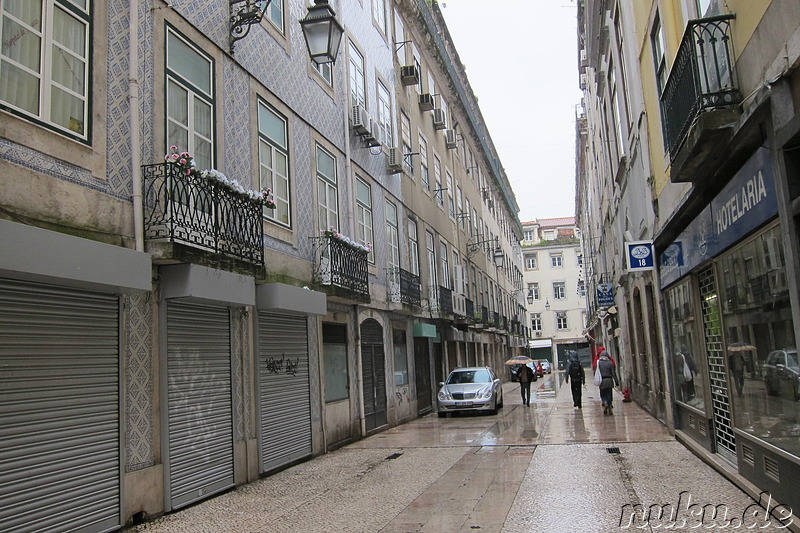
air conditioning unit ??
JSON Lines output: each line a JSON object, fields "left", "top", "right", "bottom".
{"left": 535, "top": 331, "right": 542, "bottom": 337}
{"left": 444, "top": 129, "right": 457, "bottom": 150}
{"left": 363, "top": 118, "right": 380, "bottom": 147}
{"left": 418, "top": 93, "right": 434, "bottom": 111}
{"left": 431, "top": 108, "right": 446, "bottom": 130}
{"left": 351, "top": 105, "right": 371, "bottom": 135}
{"left": 387, "top": 147, "right": 403, "bottom": 174}
{"left": 400, "top": 65, "right": 420, "bottom": 86}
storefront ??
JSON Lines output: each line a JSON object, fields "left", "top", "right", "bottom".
{"left": 659, "top": 147, "right": 799, "bottom": 510}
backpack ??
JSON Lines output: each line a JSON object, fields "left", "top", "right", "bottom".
{"left": 568, "top": 360, "right": 583, "bottom": 380}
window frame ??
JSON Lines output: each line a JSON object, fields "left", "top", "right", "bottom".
{"left": 316, "top": 144, "right": 339, "bottom": 233}
{"left": 0, "top": 0, "right": 92, "bottom": 141}
{"left": 257, "top": 99, "right": 291, "bottom": 227}
{"left": 355, "top": 176, "right": 374, "bottom": 263}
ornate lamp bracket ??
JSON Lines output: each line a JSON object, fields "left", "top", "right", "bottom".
{"left": 230, "top": 0, "right": 272, "bottom": 51}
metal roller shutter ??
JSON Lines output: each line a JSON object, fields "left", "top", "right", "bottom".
{"left": 0, "top": 278, "right": 121, "bottom": 533}
{"left": 361, "top": 319, "right": 387, "bottom": 432}
{"left": 167, "top": 302, "right": 234, "bottom": 509}
{"left": 259, "top": 312, "right": 311, "bottom": 473}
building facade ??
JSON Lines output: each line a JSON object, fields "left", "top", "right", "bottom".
{"left": 522, "top": 218, "right": 589, "bottom": 370}
{"left": 0, "top": 0, "right": 526, "bottom": 529}
{"left": 578, "top": 0, "right": 800, "bottom": 515}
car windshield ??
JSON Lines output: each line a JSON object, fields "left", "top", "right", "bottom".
{"left": 447, "top": 370, "right": 491, "bottom": 384}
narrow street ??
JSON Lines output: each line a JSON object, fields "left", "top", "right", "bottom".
{"left": 130, "top": 373, "right": 790, "bottom": 533}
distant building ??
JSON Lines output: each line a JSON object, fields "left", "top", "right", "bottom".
{"left": 521, "top": 218, "right": 588, "bottom": 369}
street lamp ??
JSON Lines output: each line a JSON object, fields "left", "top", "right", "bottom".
{"left": 300, "top": 0, "right": 344, "bottom": 65}
{"left": 492, "top": 246, "right": 504, "bottom": 268}
{"left": 545, "top": 299, "right": 550, "bottom": 311}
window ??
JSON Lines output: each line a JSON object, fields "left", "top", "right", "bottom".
{"left": 313, "top": 61, "right": 332, "bottom": 86}
{"left": 408, "top": 219, "right": 419, "bottom": 276}
{"left": 316, "top": 145, "right": 338, "bottom": 232}
{"left": 446, "top": 172, "right": 455, "bottom": 218}
{"left": 609, "top": 58, "right": 625, "bottom": 158}
{"left": 577, "top": 254, "right": 583, "bottom": 267}
{"left": 528, "top": 282, "right": 540, "bottom": 301}
{"left": 434, "top": 155, "right": 443, "bottom": 207}
{"left": 258, "top": 101, "right": 290, "bottom": 225}
{"left": 376, "top": 81, "right": 392, "bottom": 146}
{"left": 665, "top": 279, "right": 704, "bottom": 410}
{"left": 551, "top": 253, "right": 563, "bottom": 268}
{"left": 531, "top": 313, "right": 542, "bottom": 332}
{"left": 167, "top": 27, "right": 214, "bottom": 169}
{"left": 386, "top": 200, "right": 399, "bottom": 270}
{"left": 525, "top": 254, "right": 538, "bottom": 270}
{"left": 440, "top": 241, "right": 450, "bottom": 289}
{"left": 456, "top": 186, "right": 463, "bottom": 227}
{"left": 419, "top": 135, "right": 429, "bottom": 191}
{"left": 401, "top": 112, "right": 413, "bottom": 174}
{"left": 578, "top": 279, "right": 586, "bottom": 297}
{"left": 393, "top": 329, "right": 408, "bottom": 386}
{"left": 553, "top": 282, "right": 566, "bottom": 300}
{"left": 266, "top": 0, "right": 284, "bottom": 32}
{"left": 426, "top": 231, "right": 437, "bottom": 299}
{"left": 372, "top": 0, "right": 387, "bottom": 35}
{"left": 348, "top": 42, "right": 365, "bottom": 107}
{"left": 651, "top": 13, "right": 667, "bottom": 96}
{"left": 355, "top": 177, "right": 373, "bottom": 262}
{"left": 556, "top": 311, "right": 568, "bottom": 330}
{"left": 524, "top": 230, "right": 535, "bottom": 241}
{"left": 323, "top": 323, "right": 349, "bottom": 403}
{"left": 0, "top": 0, "right": 90, "bottom": 138}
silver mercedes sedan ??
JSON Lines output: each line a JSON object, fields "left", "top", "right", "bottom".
{"left": 437, "top": 367, "right": 503, "bottom": 417}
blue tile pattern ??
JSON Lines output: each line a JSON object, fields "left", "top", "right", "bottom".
{"left": 125, "top": 291, "right": 155, "bottom": 471}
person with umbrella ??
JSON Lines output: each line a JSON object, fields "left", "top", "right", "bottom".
{"left": 506, "top": 357, "right": 535, "bottom": 406}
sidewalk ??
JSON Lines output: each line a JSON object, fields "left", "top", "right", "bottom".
{"left": 130, "top": 374, "right": 793, "bottom": 532}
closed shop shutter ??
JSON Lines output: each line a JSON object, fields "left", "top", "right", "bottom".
{"left": 167, "top": 302, "right": 234, "bottom": 509}
{"left": 0, "top": 278, "right": 121, "bottom": 533}
{"left": 360, "top": 319, "right": 387, "bottom": 432}
{"left": 258, "top": 312, "right": 311, "bottom": 473}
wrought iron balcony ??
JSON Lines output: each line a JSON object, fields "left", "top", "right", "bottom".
{"left": 142, "top": 162, "right": 264, "bottom": 265}
{"left": 314, "top": 234, "right": 370, "bottom": 302}
{"left": 492, "top": 312, "right": 500, "bottom": 328}
{"left": 660, "top": 15, "right": 739, "bottom": 162}
{"left": 388, "top": 267, "right": 421, "bottom": 307}
{"left": 465, "top": 298, "right": 474, "bottom": 322}
{"left": 481, "top": 306, "right": 489, "bottom": 324}
{"left": 438, "top": 286, "right": 453, "bottom": 316}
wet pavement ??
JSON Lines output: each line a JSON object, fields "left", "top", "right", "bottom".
{"left": 130, "top": 372, "right": 795, "bottom": 532}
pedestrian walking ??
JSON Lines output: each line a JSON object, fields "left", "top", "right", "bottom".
{"left": 517, "top": 363, "right": 534, "bottom": 406}
{"left": 595, "top": 348, "right": 619, "bottom": 415}
{"left": 564, "top": 354, "right": 585, "bottom": 408}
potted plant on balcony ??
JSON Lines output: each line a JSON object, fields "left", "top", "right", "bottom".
{"left": 322, "top": 226, "right": 371, "bottom": 253}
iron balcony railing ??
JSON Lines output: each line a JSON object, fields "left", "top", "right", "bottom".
{"left": 439, "top": 286, "right": 453, "bottom": 316}
{"left": 465, "top": 298, "right": 474, "bottom": 321}
{"left": 142, "top": 162, "right": 264, "bottom": 264}
{"left": 481, "top": 306, "right": 489, "bottom": 324}
{"left": 492, "top": 312, "right": 500, "bottom": 328}
{"left": 317, "top": 235, "right": 369, "bottom": 300}
{"left": 388, "top": 267, "right": 421, "bottom": 307}
{"left": 660, "top": 14, "right": 739, "bottom": 159}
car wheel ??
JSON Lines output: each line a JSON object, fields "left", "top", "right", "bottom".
{"left": 498, "top": 391, "right": 504, "bottom": 408}
{"left": 490, "top": 398, "right": 498, "bottom": 415}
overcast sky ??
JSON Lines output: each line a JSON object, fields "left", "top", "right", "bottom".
{"left": 439, "top": 0, "right": 583, "bottom": 223}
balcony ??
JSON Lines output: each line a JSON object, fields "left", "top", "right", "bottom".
{"left": 388, "top": 267, "right": 421, "bottom": 308}
{"left": 660, "top": 15, "right": 741, "bottom": 182}
{"left": 492, "top": 312, "right": 500, "bottom": 329}
{"left": 142, "top": 162, "right": 264, "bottom": 271}
{"left": 313, "top": 234, "right": 370, "bottom": 303}
{"left": 465, "top": 298, "right": 475, "bottom": 323}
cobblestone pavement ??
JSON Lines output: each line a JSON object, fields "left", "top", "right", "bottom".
{"left": 130, "top": 374, "right": 794, "bottom": 533}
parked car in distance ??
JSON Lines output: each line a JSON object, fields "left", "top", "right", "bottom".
{"left": 538, "top": 360, "right": 552, "bottom": 374}
{"left": 437, "top": 367, "right": 504, "bottom": 417}
{"left": 508, "top": 356, "right": 537, "bottom": 382}
{"left": 763, "top": 349, "right": 800, "bottom": 400}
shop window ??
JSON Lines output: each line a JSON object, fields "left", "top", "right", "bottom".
{"left": 323, "top": 323, "right": 349, "bottom": 403}
{"left": 665, "top": 279, "right": 705, "bottom": 411}
{"left": 717, "top": 224, "right": 796, "bottom": 456}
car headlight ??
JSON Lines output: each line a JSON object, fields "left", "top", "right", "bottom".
{"left": 438, "top": 390, "right": 452, "bottom": 401}
{"left": 478, "top": 386, "right": 493, "bottom": 399}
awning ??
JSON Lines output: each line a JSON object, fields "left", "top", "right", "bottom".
{"left": 529, "top": 339, "right": 553, "bottom": 348}
{"left": 413, "top": 322, "right": 437, "bottom": 338}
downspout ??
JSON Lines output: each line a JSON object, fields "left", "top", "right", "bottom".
{"left": 130, "top": 0, "right": 144, "bottom": 252}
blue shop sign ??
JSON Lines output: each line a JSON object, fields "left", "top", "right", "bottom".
{"left": 659, "top": 148, "right": 778, "bottom": 288}
{"left": 626, "top": 241, "right": 655, "bottom": 271}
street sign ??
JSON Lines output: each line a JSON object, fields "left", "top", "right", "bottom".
{"left": 625, "top": 240, "right": 655, "bottom": 271}
{"left": 597, "top": 282, "right": 614, "bottom": 308}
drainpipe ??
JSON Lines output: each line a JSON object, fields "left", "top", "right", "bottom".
{"left": 130, "top": 0, "right": 144, "bottom": 252}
